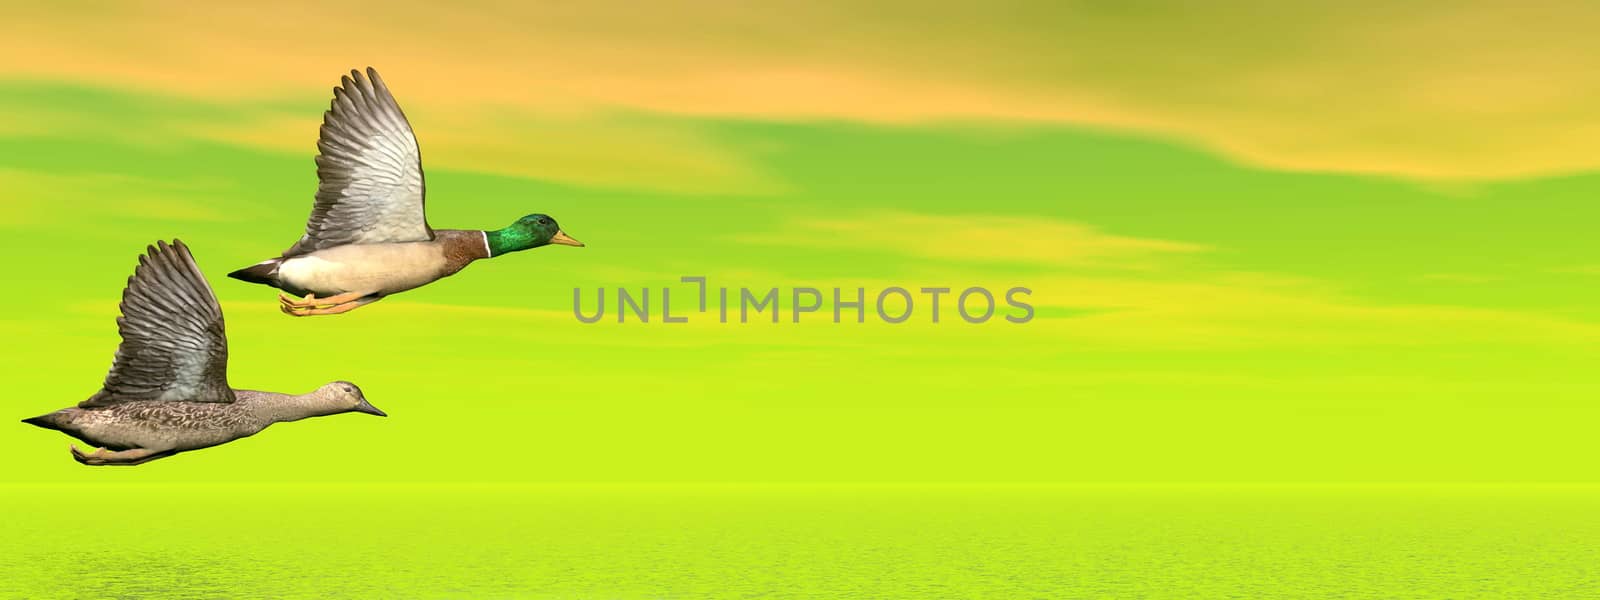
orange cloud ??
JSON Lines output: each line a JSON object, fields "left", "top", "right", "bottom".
{"left": 4, "top": 2, "right": 1600, "bottom": 179}
{"left": 180, "top": 110, "right": 787, "bottom": 196}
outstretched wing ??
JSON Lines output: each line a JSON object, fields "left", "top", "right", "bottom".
{"left": 80, "top": 240, "right": 234, "bottom": 407}
{"left": 284, "top": 67, "right": 432, "bottom": 256}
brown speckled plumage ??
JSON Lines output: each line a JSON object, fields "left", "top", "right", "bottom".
{"left": 21, "top": 240, "right": 385, "bottom": 466}
{"left": 32, "top": 388, "right": 368, "bottom": 454}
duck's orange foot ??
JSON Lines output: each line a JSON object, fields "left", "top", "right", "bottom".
{"left": 279, "top": 291, "right": 378, "bottom": 316}
{"left": 280, "top": 295, "right": 381, "bottom": 317}
{"left": 279, "top": 291, "right": 371, "bottom": 309}
{"left": 278, "top": 292, "right": 320, "bottom": 309}
{"left": 71, "top": 445, "right": 169, "bottom": 466}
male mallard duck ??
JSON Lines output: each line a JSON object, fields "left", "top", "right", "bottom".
{"left": 227, "top": 67, "right": 584, "bottom": 316}
{"left": 22, "top": 240, "right": 386, "bottom": 466}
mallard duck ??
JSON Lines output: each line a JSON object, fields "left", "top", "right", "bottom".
{"left": 227, "top": 67, "right": 583, "bottom": 316}
{"left": 21, "top": 240, "right": 386, "bottom": 466}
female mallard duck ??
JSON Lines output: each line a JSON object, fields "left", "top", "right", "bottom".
{"left": 22, "top": 240, "right": 386, "bottom": 466}
{"left": 227, "top": 67, "right": 584, "bottom": 316}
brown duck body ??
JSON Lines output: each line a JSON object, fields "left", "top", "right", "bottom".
{"left": 230, "top": 229, "right": 490, "bottom": 298}
{"left": 25, "top": 389, "right": 358, "bottom": 454}
{"left": 20, "top": 240, "right": 385, "bottom": 466}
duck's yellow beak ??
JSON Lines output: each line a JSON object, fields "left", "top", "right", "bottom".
{"left": 550, "top": 230, "right": 585, "bottom": 247}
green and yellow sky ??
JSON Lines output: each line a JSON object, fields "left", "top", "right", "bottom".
{"left": 2, "top": 1, "right": 1597, "bottom": 483}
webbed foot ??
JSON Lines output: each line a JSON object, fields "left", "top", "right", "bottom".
{"left": 278, "top": 292, "right": 320, "bottom": 308}
{"left": 279, "top": 291, "right": 380, "bottom": 316}
{"left": 71, "top": 445, "right": 173, "bottom": 466}
{"left": 281, "top": 295, "right": 381, "bottom": 317}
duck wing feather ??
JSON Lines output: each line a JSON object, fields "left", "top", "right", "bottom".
{"left": 283, "top": 67, "right": 432, "bottom": 257}
{"left": 80, "top": 240, "right": 235, "bottom": 407}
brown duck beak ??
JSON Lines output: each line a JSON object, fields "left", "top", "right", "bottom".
{"left": 353, "top": 399, "right": 387, "bottom": 417}
{"left": 550, "top": 230, "right": 585, "bottom": 247}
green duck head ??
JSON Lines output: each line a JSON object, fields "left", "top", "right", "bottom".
{"left": 486, "top": 214, "right": 584, "bottom": 257}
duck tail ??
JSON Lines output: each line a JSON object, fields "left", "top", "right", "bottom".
{"left": 21, "top": 412, "right": 67, "bottom": 432}
{"left": 228, "top": 259, "right": 281, "bottom": 285}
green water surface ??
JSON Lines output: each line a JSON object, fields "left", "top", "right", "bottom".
{"left": 2, "top": 484, "right": 1596, "bottom": 598}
